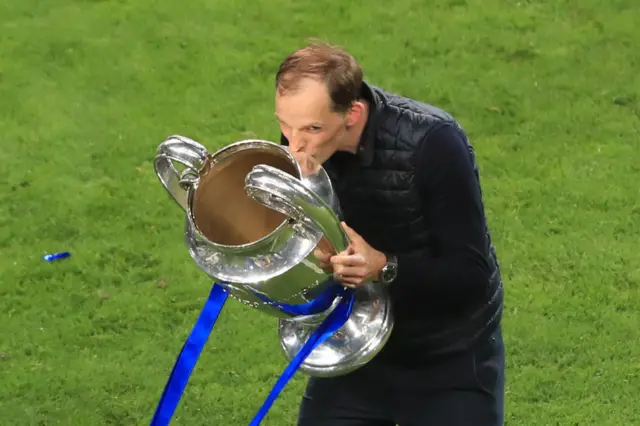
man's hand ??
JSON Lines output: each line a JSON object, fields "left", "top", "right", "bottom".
{"left": 328, "top": 222, "right": 387, "bottom": 288}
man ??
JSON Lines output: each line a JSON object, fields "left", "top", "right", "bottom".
{"left": 274, "top": 41, "right": 505, "bottom": 426}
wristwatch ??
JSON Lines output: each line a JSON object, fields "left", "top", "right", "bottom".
{"left": 378, "top": 253, "right": 398, "bottom": 285}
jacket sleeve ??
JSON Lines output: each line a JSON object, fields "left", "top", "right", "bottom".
{"left": 388, "top": 124, "right": 493, "bottom": 305}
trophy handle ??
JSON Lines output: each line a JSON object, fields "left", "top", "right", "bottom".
{"left": 244, "top": 164, "right": 350, "bottom": 254}
{"left": 246, "top": 164, "right": 395, "bottom": 378}
{"left": 153, "top": 135, "right": 209, "bottom": 212}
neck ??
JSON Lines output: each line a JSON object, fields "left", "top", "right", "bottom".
{"left": 340, "top": 100, "right": 370, "bottom": 154}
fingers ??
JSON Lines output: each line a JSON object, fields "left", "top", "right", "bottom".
{"left": 330, "top": 253, "right": 365, "bottom": 267}
{"left": 316, "top": 242, "right": 367, "bottom": 287}
{"left": 314, "top": 238, "right": 354, "bottom": 272}
{"left": 335, "top": 275, "right": 362, "bottom": 287}
{"left": 313, "top": 248, "right": 332, "bottom": 272}
{"left": 313, "top": 247, "right": 331, "bottom": 262}
{"left": 331, "top": 254, "right": 367, "bottom": 286}
{"left": 332, "top": 264, "right": 367, "bottom": 276}
{"left": 313, "top": 223, "right": 369, "bottom": 288}
{"left": 333, "top": 266, "right": 366, "bottom": 279}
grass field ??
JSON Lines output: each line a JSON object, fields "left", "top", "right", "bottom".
{"left": 1, "top": 0, "right": 639, "bottom": 424}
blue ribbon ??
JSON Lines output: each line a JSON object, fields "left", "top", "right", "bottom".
{"left": 249, "top": 285, "right": 354, "bottom": 426}
{"left": 150, "top": 283, "right": 229, "bottom": 425}
{"left": 150, "top": 281, "right": 354, "bottom": 426}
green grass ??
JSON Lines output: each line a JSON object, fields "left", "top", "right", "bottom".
{"left": 1, "top": 0, "right": 639, "bottom": 424}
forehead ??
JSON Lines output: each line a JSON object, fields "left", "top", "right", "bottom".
{"left": 275, "top": 78, "right": 333, "bottom": 124}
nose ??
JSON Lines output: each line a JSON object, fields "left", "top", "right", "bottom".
{"left": 288, "top": 130, "right": 306, "bottom": 152}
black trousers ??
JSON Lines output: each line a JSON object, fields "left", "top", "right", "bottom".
{"left": 297, "top": 325, "right": 505, "bottom": 426}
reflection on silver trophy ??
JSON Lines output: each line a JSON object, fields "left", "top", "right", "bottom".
{"left": 153, "top": 135, "right": 394, "bottom": 377}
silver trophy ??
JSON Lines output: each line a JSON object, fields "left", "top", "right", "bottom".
{"left": 153, "top": 135, "right": 393, "bottom": 377}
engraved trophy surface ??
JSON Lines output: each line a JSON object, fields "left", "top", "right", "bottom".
{"left": 153, "top": 135, "right": 393, "bottom": 377}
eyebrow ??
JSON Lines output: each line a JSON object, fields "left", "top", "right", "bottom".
{"left": 274, "top": 113, "right": 288, "bottom": 127}
{"left": 275, "top": 114, "right": 323, "bottom": 128}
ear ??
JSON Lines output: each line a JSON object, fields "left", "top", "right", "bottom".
{"left": 346, "top": 101, "right": 365, "bottom": 127}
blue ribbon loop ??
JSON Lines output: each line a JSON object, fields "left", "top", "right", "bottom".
{"left": 248, "top": 281, "right": 345, "bottom": 316}
{"left": 150, "top": 281, "right": 354, "bottom": 426}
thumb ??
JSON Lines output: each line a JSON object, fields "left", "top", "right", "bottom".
{"left": 336, "top": 245, "right": 355, "bottom": 256}
{"left": 341, "top": 222, "right": 361, "bottom": 242}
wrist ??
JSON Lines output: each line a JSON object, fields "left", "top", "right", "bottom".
{"left": 373, "top": 251, "right": 388, "bottom": 281}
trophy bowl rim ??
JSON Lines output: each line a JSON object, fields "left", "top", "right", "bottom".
{"left": 184, "top": 138, "right": 304, "bottom": 251}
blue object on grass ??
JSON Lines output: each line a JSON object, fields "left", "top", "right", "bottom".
{"left": 43, "top": 252, "right": 71, "bottom": 262}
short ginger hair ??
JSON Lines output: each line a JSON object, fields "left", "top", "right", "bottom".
{"left": 275, "top": 40, "right": 364, "bottom": 113}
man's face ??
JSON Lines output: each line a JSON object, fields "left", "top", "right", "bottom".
{"left": 275, "top": 78, "right": 350, "bottom": 165}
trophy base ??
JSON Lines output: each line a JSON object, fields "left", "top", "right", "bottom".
{"left": 277, "top": 281, "right": 394, "bottom": 378}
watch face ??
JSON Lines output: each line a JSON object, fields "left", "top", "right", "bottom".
{"left": 382, "top": 255, "right": 398, "bottom": 284}
{"left": 381, "top": 270, "right": 390, "bottom": 283}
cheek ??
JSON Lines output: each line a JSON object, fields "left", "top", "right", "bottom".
{"left": 306, "top": 134, "right": 329, "bottom": 151}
